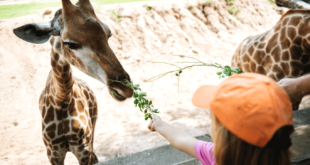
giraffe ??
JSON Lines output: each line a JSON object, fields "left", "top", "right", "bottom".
{"left": 13, "top": 0, "right": 133, "bottom": 164}
{"left": 231, "top": 9, "right": 310, "bottom": 110}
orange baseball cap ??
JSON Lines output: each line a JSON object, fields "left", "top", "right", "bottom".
{"left": 192, "top": 73, "right": 293, "bottom": 147}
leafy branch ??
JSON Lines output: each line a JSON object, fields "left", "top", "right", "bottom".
{"left": 148, "top": 55, "right": 242, "bottom": 81}
{"left": 109, "top": 80, "right": 159, "bottom": 121}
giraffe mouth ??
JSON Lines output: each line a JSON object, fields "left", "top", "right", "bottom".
{"left": 108, "top": 87, "right": 128, "bottom": 101}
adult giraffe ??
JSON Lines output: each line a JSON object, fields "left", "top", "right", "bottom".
{"left": 231, "top": 10, "right": 310, "bottom": 110}
{"left": 13, "top": 0, "right": 133, "bottom": 164}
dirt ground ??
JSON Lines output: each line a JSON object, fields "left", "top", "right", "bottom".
{"left": 0, "top": 0, "right": 309, "bottom": 164}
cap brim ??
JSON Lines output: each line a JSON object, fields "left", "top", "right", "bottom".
{"left": 192, "top": 85, "right": 218, "bottom": 109}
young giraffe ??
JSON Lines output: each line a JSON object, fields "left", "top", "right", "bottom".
{"left": 13, "top": 0, "right": 133, "bottom": 164}
{"left": 231, "top": 10, "right": 310, "bottom": 110}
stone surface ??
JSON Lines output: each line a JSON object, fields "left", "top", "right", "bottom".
{"left": 291, "top": 108, "right": 310, "bottom": 158}
{"left": 291, "top": 153, "right": 310, "bottom": 165}
{"left": 293, "top": 108, "right": 310, "bottom": 128}
{"left": 173, "top": 159, "right": 201, "bottom": 165}
{"left": 291, "top": 125, "right": 310, "bottom": 158}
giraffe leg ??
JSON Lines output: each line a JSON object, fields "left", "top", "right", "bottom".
{"left": 70, "top": 144, "right": 98, "bottom": 165}
{"left": 87, "top": 116, "right": 98, "bottom": 165}
{"left": 45, "top": 145, "right": 67, "bottom": 165}
{"left": 69, "top": 117, "right": 98, "bottom": 165}
{"left": 88, "top": 151, "right": 99, "bottom": 165}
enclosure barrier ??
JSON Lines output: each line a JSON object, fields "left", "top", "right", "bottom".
{"left": 96, "top": 108, "right": 310, "bottom": 165}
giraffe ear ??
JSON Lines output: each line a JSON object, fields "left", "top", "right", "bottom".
{"left": 13, "top": 22, "right": 54, "bottom": 44}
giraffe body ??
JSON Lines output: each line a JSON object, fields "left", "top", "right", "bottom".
{"left": 13, "top": 0, "right": 133, "bottom": 164}
{"left": 39, "top": 61, "right": 98, "bottom": 164}
{"left": 232, "top": 10, "right": 310, "bottom": 82}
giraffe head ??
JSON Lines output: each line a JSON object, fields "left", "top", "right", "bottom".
{"left": 13, "top": 0, "right": 133, "bottom": 101}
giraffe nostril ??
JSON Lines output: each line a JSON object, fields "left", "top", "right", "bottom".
{"left": 116, "top": 72, "right": 131, "bottom": 82}
{"left": 125, "top": 73, "right": 131, "bottom": 82}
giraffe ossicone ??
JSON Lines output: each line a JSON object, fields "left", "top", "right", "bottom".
{"left": 13, "top": 0, "right": 133, "bottom": 164}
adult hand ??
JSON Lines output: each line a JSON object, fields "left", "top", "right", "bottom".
{"left": 278, "top": 77, "right": 302, "bottom": 110}
{"left": 148, "top": 114, "right": 162, "bottom": 132}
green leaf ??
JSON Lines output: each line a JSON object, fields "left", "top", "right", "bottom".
{"left": 134, "top": 92, "right": 138, "bottom": 98}
{"left": 224, "top": 65, "right": 231, "bottom": 70}
{"left": 134, "top": 99, "right": 138, "bottom": 105}
{"left": 144, "top": 110, "right": 147, "bottom": 114}
{"left": 175, "top": 73, "right": 179, "bottom": 76}
{"left": 145, "top": 114, "right": 149, "bottom": 117}
{"left": 139, "top": 92, "right": 147, "bottom": 97}
{"left": 140, "top": 97, "right": 147, "bottom": 103}
{"left": 231, "top": 68, "right": 242, "bottom": 74}
{"left": 216, "top": 72, "right": 222, "bottom": 75}
{"left": 148, "top": 114, "right": 153, "bottom": 119}
{"left": 222, "top": 70, "right": 228, "bottom": 75}
{"left": 145, "top": 117, "right": 149, "bottom": 120}
{"left": 133, "top": 84, "right": 141, "bottom": 91}
{"left": 225, "top": 71, "right": 232, "bottom": 76}
{"left": 149, "top": 100, "right": 152, "bottom": 105}
{"left": 233, "top": 68, "right": 242, "bottom": 74}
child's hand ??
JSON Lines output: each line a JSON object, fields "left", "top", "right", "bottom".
{"left": 148, "top": 114, "right": 162, "bottom": 132}
{"left": 147, "top": 114, "right": 198, "bottom": 158}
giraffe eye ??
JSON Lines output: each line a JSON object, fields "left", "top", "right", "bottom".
{"left": 63, "top": 42, "right": 81, "bottom": 50}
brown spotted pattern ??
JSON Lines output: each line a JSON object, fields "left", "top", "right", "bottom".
{"left": 231, "top": 10, "right": 310, "bottom": 82}
{"left": 39, "top": 47, "right": 98, "bottom": 165}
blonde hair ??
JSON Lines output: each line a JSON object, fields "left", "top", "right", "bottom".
{"left": 210, "top": 111, "right": 294, "bottom": 165}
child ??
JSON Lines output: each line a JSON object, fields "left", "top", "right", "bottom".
{"left": 148, "top": 73, "right": 294, "bottom": 165}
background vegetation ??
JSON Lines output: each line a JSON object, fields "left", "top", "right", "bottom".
{"left": 0, "top": 0, "right": 148, "bottom": 20}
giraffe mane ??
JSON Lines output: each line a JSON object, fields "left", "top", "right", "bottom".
{"left": 279, "top": 9, "right": 310, "bottom": 21}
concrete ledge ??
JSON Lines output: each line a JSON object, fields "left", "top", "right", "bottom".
{"left": 291, "top": 125, "right": 310, "bottom": 158}
{"left": 173, "top": 158, "right": 201, "bottom": 165}
{"left": 292, "top": 108, "right": 310, "bottom": 158}
{"left": 292, "top": 153, "right": 310, "bottom": 165}
{"left": 97, "top": 108, "right": 310, "bottom": 165}
{"left": 96, "top": 135, "right": 211, "bottom": 165}
{"left": 293, "top": 108, "right": 310, "bottom": 128}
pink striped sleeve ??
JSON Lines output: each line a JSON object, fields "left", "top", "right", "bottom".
{"left": 194, "top": 141, "right": 216, "bottom": 165}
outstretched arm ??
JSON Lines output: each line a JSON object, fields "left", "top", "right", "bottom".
{"left": 148, "top": 115, "right": 198, "bottom": 158}
{"left": 278, "top": 74, "right": 310, "bottom": 109}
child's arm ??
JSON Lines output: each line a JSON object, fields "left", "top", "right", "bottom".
{"left": 148, "top": 115, "right": 198, "bottom": 158}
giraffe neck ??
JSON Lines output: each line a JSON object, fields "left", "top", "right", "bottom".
{"left": 47, "top": 39, "right": 74, "bottom": 103}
